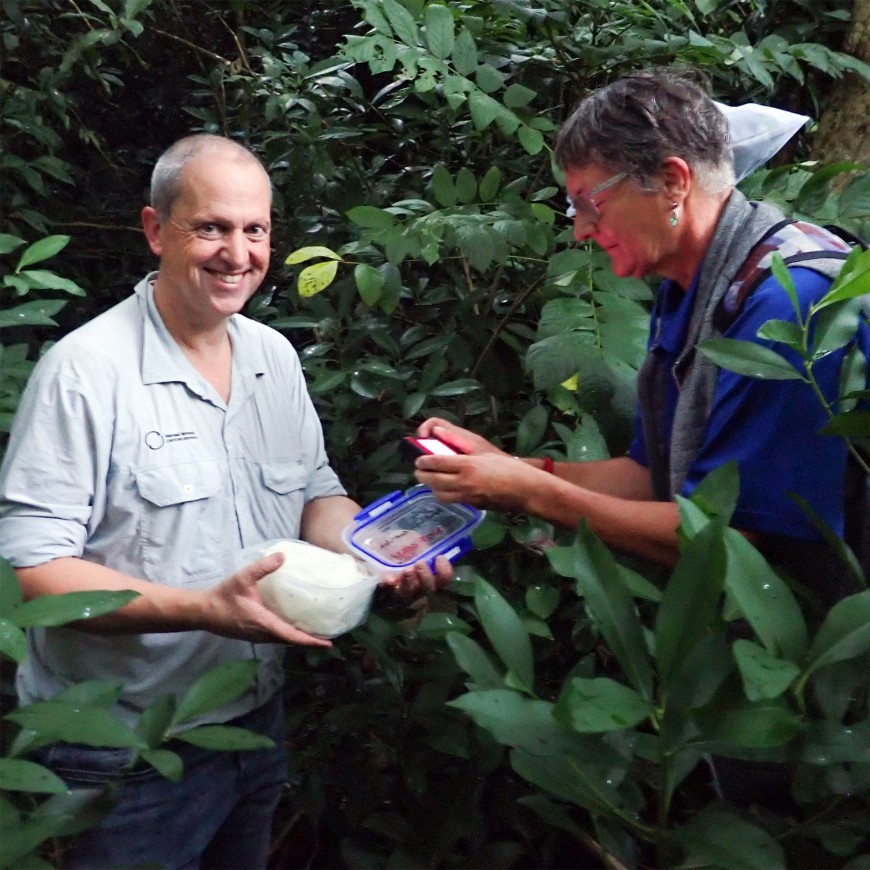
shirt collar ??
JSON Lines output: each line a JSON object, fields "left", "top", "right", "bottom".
{"left": 137, "top": 273, "right": 267, "bottom": 394}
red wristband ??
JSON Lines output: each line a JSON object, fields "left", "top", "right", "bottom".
{"left": 541, "top": 456, "right": 555, "bottom": 474}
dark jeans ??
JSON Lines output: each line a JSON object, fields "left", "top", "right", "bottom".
{"left": 38, "top": 692, "right": 288, "bottom": 870}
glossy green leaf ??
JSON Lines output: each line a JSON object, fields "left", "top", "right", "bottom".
{"left": 0, "top": 618, "right": 27, "bottom": 663}
{"left": 449, "top": 690, "right": 595, "bottom": 756}
{"left": 802, "top": 588, "right": 870, "bottom": 679}
{"left": 688, "top": 460, "right": 740, "bottom": 524}
{"left": 0, "top": 233, "right": 26, "bottom": 255}
{"left": 697, "top": 338, "right": 804, "bottom": 379}
{"left": 733, "top": 639, "right": 800, "bottom": 701}
{"left": 354, "top": 263, "right": 384, "bottom": 306}
{"left": 141, "top": 748, "right": 184, "bottom": 781}
{"left": 553, "top": 677, "right": 653, "bottom": 733}
{"left": 0, "top": 758, "right": 68, "bottom": 794}
{"left": 503, "top": 83, "right": 536, "bottom": 109}
{"left": 511, "top": 748, "right": 624, "bottom": 818}
{"left": 674, "top": 805, "right": 785, "bottom": 869}
{"left": 15, "top": 269, "right": 85, "bottom": 295}
{"left": 16, "top": 235, "right": 70, "bottom": 269}
{"left": 5, "top": 701, "right": 147, "bottom": 749}
{"left": 0, "top": 558, "right": 23, "bottom": 613}
{"left": 723, "top": 529, "right": 807, "bottom": 661}
{"left": 172, "top": 660, "right": 259, "bottom": 727}
{"left": 474, "top": 579, "right": 534, "bottom": 694}
{"left": 0, "top": 299, "right": 67, "bottom": 329}
{"left": 525, "top": 584, "right": 559, "bottom": 620}
{"left": 802, "top": 719, "right": 870, "bottom": 764}
{"left": 136, "top": 695, "right": 177, "bottom": 747}
{"left": 479, "top": 165, "right": 502, "bottom": 201}
{"left": 571, "top": 524, "right": 653, "bottom": 701}
{"left": 446, "top": 631, "right": 504, "bottom": 689}
{"left": 455, "top": 166, "right": 477, "bottom": 203}
{"left": 12, "top": 590, "right": 139, "bottom": 628}
{"left": 694, "top": 699, "right": 800, "bottom": 749}
{"left": 346, "top": 205, "right": 395, "bottom": 228}
{"left": 174, "top": 725, "right": 275, "bottom": 751}
{"left": 515, "top": 404, "right": 548, "bottom": 454}
{"left": 656, "top": 520, "right": 726, "bottom": 692}
{"left": 424, "top": 3, "right": 454, "bottom": 59}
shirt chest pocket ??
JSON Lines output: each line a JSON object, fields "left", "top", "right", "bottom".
{"left": 133, "top": 461, "right": 226, "bottom": 584}
{"left": 255, "top": 461, "right": 309, "bottom": 540}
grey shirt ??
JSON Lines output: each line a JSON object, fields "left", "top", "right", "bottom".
{"left": 0, "top": 274, "right": 346, "bottom": 726}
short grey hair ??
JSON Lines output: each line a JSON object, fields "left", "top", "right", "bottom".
{"left": 149, "top": 134, "right": 272, "bottom": 219}
{"left": 554, "top": 69, "right": 735, "bottom": 195}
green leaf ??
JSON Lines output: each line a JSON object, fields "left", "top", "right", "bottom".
{"left": 674, "top": 806, "right": 786, "bottom": 869}
{"left": 172, "top": 660, "right": 260, "bottom": 727}
{"left": 16, "top": 235, "right": 70, "bottom": 269}
{"left": 284, "top": 245, "right": 342, "bottom": 265}
{"left": 354, "top": 263, "right": 384, "bottom": 306}
{"left": 54, "top": 680, "right": 123, "bottom": 709}
{"left": 553, "top": 677, "right": 653, "bottom": 733}
{"left": 697, "top": 338, "right": 804, "bottom": 380}
{"left": 518, "top": 126, "right": 544, "bottom": 156}
{"left": 1, "top": 556, "right": 23, "bottom": 613}
{"left": 525, "top": 584, "right": 559, "bottom": 620}
{"left": 455, "top": 166, "right": 477, "bottom": 204}
{"left": 382, "top": 0, "right": 418, "bottom": 46}
{"left": 12, "top": 590, "right": 139, "bottom": 628}
{"left": 479, "top": 165, "right": 502, "bottom": 201}
{"left": 468, "top": 90, "right": 500, "bottom": 131}
{"left": 174, "top": 725, "right": 275, "bottom": 751}
{"left": 140, "top": 749, "right": 184, "bottom": 781}
{"left": 474, "top": 579, "right": 534, "bottom": 694}
{"left": 430, "top": 163, "right": 456, "bottom": 207}
{"left": 723, "top": 529, "right": 807, "bottom": 661}
{"left": 503, "top": 83, "right": 536, "bottom": 109}
{"left": 451, "top": 28, "right": 478, "bottom": 76}
{"left": 475, "top": 63, "right": 504, "bottom": 94}
{"left": 346, "top": 205, "right": 395, "bottom": 229}
{"left": 0, "top": 299, "right": 67, "bottom": 329}
{"left": 5, "top": 702, "right": 147, "bottom": 749}
{"left": 429, "top": 378, "right": 482, "bottom": 397}
{"left": 802, "top": 589, "right": 870, "bottom": 679}
{"left": 511, "top": 748, "right": 622, "bottom": 817}
{"left": 756, "top": 318, "right": 804, "bottom": 348}
{"left": 136, "top": 695, "right": 176, "bottom": 748}
{"left": 16, "top": 270, "right": 86, "bottom": 295}
{"left": 424, "top": 4, "right": 454, "bottom": 59}
{"left": 656, "top": 520, "right": 727, "bottom": 692}
{"left": 446, "top": 631, "right": 504, "bottom": 688}
{"left": 802, "top": 720, "right": 870, "bottom": 764}
{"left": 515, "top": 404, "right": 548, "bottom": 454}
{"left": 694, "top": 699, "right": 800, "bottom": 749}
{"left": 449, "top": 690, "right": 592, "bottom": 756}
{"left": 0, "top": 234, "right": 26, "bottom": 255}
{"left": 0, "top": 759, "right": 68, "bottom": 794}
{"left": 298, "top": 260, "right": 339, "bottom": 297}
{"left": 571, "top": 524, "right": 653, "bottom": 701}
{"left": 733, "top": 639, "right": 800, "bottom": 701}
{"left": 0, "top": 618, "right": 27, "bottom": 663}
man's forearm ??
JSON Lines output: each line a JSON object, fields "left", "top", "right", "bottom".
{"left": 16, "top": 557, "right": 210, "bottom": 634}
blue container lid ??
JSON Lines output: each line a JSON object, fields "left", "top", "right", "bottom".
{"left": 341, "top": 485, "right": 484, "bottom": 572}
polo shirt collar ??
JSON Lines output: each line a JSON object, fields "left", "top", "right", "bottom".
{"left": 136, "top": 274, "right": 267, "bottom": 403}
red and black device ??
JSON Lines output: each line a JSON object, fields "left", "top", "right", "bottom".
{"left": 400, "top": 435, "right": 463, "bottom": 461}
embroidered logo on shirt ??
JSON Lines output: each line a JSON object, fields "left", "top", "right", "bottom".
{"left": 144, "top": 430, "right": 199, "bottom": 450}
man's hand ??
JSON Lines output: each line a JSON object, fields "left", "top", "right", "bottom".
{"left": 198, "top": 552, "right": 332, "bottom": 647}
{"left": 380, "top": 554, "right": 454, "bottom": 596}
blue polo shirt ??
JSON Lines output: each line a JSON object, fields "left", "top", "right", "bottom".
{"left": 629, "top": 267, "right": 868, "bottom": 539}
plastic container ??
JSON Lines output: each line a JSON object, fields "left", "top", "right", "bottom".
{"left": 254, "top": 540, "right": 380, "bottom": 638}
{"left": 342, "top": 485, "right": 484, "bottom": 573}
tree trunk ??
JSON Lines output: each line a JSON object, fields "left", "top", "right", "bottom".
{"left": 812, "top": 0, "right": 870, "bottom": 164}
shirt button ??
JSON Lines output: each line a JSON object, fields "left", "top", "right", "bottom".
{"left": 183, "top": 484, "right": 194, "bottom": 494}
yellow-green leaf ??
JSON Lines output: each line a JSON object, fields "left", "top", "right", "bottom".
{"left": 285, "top": 246, "right": 342, "bottom": 265}
{"left": 298, "top": 260, "right": 339, "bottom": 297}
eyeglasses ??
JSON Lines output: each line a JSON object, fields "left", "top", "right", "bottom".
{"left": 565, "top": 171, "right": 627, "bottom": 224}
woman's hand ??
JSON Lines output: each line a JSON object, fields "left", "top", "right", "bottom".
{"left": 416, "top": 418, "right": 508, "bottom": 457}
{"left": 414, "top": 452, "right": 542, "bottom": 513}
{"left": 379, "top": 554, "right": 454, "bottom": 596}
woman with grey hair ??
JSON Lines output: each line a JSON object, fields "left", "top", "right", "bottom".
{"left": 414, "top": 67, "right": 868, "bottom": 608}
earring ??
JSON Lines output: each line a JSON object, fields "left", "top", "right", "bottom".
{"left": 670, "top": 203, "right": 679, "bottom": 227}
